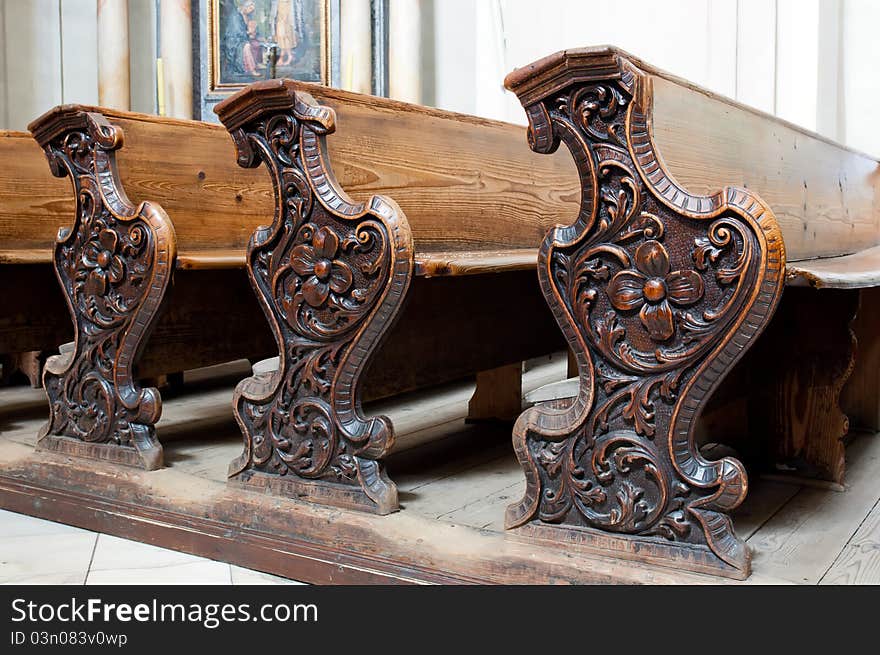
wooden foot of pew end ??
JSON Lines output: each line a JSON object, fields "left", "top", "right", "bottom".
{"left": 507, "top": 521, "right": 752, "bottom": 581}
{"left": 502, "top": 47, "right": 787, "bottom": 579}
{"left": 36, "top": 430, "right": 163, "bottom": 471}
{"left": 228, "top": 463, "right": 398, "bottom": 515}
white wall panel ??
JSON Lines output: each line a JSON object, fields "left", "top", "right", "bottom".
{"left": 433, "top": 0, "right": 476, "bottom": 114}
{"left": 735, "top": 0, "right": 777, "bottom": 114}
{"left": 841, "top": 0, "right": 880, "bottom": 155}
{"left": 775, "top": 0, "right": 819, "bottom": 130}
{"left": 61, "top": 0, "right": 99, "bottom": 106}
{"left": 3, "top": 0, "right": 63, "bottom": 130}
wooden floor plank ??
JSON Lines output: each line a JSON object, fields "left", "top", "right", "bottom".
{"left": 440, "top": 479, "right": 524, "bottom": 531}
{"left": 373, "top": 355, "right": 566, "bottom": 452}
{"left": 401, "top": 454, "right": 520, "bottom": 519}
{"left": 818, "top": 498, "right": 880, "bottom": 584}
{"left": 390, "top": 424, "right": 511, "bottom": 494}
{"left": 747, "top": 433, "right": 880, "bottom": 583}
{"left": 3, "top": 356, "right": 879, "bottom": 584}
{"left": 735, "top": 480, "right": 802, "bottom": 541}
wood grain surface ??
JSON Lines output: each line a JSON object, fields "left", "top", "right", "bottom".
{"left": 5, "top": 90, "right": 580, "bottom": 264}
{"left": 6, "top": 73, "right": 879, "bottom": 268}
{"left": 651, "top": 76, "right": 880, "bottom": 262}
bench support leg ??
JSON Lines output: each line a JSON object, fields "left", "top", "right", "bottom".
{"left": 750, "top": 288, "right": 857, "bottom": 485}
{"left": 504, "top": 52, "right": 786, "bottom": 579}
{"left": 1, "top": 351, "right": 47, "bottom": 388}
{"left": 468, "top": 363, "right": 523, "bottom": 422}
{"left": 30, "top": 110, "right": 176, "bottom": 470}
{"left": 217, "top": 83, "right": 414, "bottom": 514}
{"left": 842, "top": 287, "right": 880, "bottom": 432}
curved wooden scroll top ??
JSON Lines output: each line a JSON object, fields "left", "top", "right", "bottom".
{"left": 214, "top": 81, "right": 415, "bottom": 514}
{"left": 503, "top": 47, "right": 786, "bottom": 577}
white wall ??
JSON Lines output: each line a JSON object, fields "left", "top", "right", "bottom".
{"left": 1, "top": 0, "right": 878, "bottom": 157}
{"left": 0, "top": 0, "right": 99, "bottom": 130}
{"left": 432, "top": 0, "right": 879, "bottom": 156}
{"left": 1, "top": 0, "right": 71, "bottom": 131}
{"left": 0, "top": 0, "right": 156, "bottom": 131}
{"left": 841, "top": 0, "right": 880, "bottom": 156}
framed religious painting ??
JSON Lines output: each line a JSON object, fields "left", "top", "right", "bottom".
{"left": 194, "top": 0, "right": 342, "bottom": 121}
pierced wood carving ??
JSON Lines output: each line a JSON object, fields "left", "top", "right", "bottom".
{"left": 215, "top": 81, "right": 414, "bottom": 514}
{"left": 504, "top": 48, "right": 786, "bottom": 578}
{"left": 29, "top": 109, "right": 177, "bottom": 470}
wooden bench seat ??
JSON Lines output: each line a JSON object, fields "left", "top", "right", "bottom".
{"left": 500, "top": 45, "right": 880, "bottom": 580}
{"left": 787, "top": 246, "right": 880, "bottom": 288}
{"left": 1, "top": 92, "right": 571, "bottom": 375}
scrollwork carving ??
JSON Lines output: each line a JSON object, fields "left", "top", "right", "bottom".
{"left": 28, "top": 109, "right": 177, "bottom": 470}
{"left": 215, "top": 81, "right": 414, "bottom": 514}
{"left": 504, "top": 49, "right": 786, "bottom": 578}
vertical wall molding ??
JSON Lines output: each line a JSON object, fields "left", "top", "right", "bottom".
{"left": 97, "top": 0, "right": 130, "bottom": 109}
{"left": 341, "top": 0, "right": 372, "bottom": 94}
{"left": 129, "top": 0, "right": 157, "bottom": 114}
{"left": 2, "top": 0, "right": 64, "bottom": 130}
{"left": 61, "top": 0, "right": 99, "bottom": 106}
{"left": 0, "top": 0, "right": 8, "bottom": 129}
{"left": 388, "top": 0, "right": 422, "bottom": 103}
{"left": 159, "top": 0, "right": 193, "bottom": 119}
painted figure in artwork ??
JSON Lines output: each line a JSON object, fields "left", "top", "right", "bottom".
{"left": 273, "top": 0, "right": 303, "bottom": 66}
{"left": 221, "top": 0, "right": 263, "bottom": 77}
{"left": 218, "top": 0, "right": 322, "bottom": 84}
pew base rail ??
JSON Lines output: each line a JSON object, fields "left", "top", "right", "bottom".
{"left": 0, "top": 426, "right": 760, "bottom": 584}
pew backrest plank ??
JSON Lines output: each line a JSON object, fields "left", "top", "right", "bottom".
{"left": 651, "top": 76, "right": 880, "bottom": 261}
{"left": 0, "top": 131, "right": 72, "bottom": 254}
{"left": 6, "top": 70, "right": 880, "bottom": 269}
{"left": 507, "top": 46, "right": 880, "bottom": 263}
{"left": 12, "top": 90, "right": 581, "bottom": 266}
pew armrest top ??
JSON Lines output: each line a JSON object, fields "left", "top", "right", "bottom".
{"left": 787, "top": 245, "right": 880, "bottom": 289}
{"left": 213, "top": 79, "right": 334, "bottom": 138}
{"left": 414, "top": 249, "right": 537, "bottom": 277}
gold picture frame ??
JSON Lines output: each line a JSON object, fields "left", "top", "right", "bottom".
{"left": 208, "top": 0, "right": 331, "bottom": 92}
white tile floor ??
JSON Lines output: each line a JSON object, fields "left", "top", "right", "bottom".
{"left": 0, "top": 509, "right": 303, "bottom": 585}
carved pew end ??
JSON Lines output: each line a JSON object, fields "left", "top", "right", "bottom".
{"left": 28, "top": 107, "right": 177, "bottom": 471}
{"left": 502, "top": 47, "right": 786, "bottom": 580}
{"left": 216, "top": 80, "right": 414, "bottom": 515}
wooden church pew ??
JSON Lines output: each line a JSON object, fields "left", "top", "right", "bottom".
{"left": 501, "top": 45, "right": 880, "bottom": 579}
{"left": 22, "top": 85, "right": 578, "bottom": 508}
{"left": 11, "top": 59, "right": 879, "bottom": 581}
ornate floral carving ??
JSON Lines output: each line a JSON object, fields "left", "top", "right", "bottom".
{"left": 606, "top": 240, "right": 704, "bottom": 341}
{"left": 82, "top": 228, "right": 127, "bottom": 295}
{"left": 504, "top": 50, "right": 786, "bottom": 578}
{"left": 29, "top": 109, "right": 176, "bottom": 470}
{"left": 290, "top": 226, "right": 355, "bottom": 308}
{"left": 216, "top": 81, "right": 413, "bottom": 514}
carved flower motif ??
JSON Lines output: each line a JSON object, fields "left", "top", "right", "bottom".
{"left": 291, "top": 226, "right": 354, "bottom": 307}
{"left": 606, "top": 240, "right": 704, "bottom": 341}
{"left": 82, "top": 228, "right": 125, "bottom": 296}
